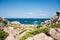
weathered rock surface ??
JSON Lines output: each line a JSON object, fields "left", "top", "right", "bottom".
{"left": 0, "top": 16, "right": 8, "bottom": 29}
{"left": 49, "top": 28, "right": 60, "bottom": 40}
{"left": 56, "top": 28, "right": 60, "bottom": 33}
{"left": 0, "top": 17, "right": 8, "bottom": 25}
{"left": 4, "top": 27, "right": 20, "bottom": 40}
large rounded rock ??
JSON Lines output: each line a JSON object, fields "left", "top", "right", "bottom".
{"left": 33, "top": 33, "right": 54, "bottom": 40}
{"left": 49, "top": 28, "right": 60, "bottom": 40}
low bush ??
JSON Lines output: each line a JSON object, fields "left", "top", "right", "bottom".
{"left": 0, "top": 30, "right": 9, "bottom": 40}
{"left": 30, "top": 27, "right": 50, "bottom": 35}
{"left": 50, "top": 23, "right": 60, "bottom": 28}
{"left": 37, "top": 22, "right": 45, "bottom": 28}
{"left": 20, "top": 32, "right": 33, "bottom": 40}
{"left": 37, "top": 24, "right": 42, "bottom": 28}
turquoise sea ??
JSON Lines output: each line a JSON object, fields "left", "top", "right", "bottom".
{"left": 7, "top": 18, "right": 50, "bottom": 25}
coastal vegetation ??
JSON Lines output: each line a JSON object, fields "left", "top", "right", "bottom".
{"left": 20, "top": 32, "right": 33, "bottom": 40}
{"left": 19, "top": 27, "right": 50, "bottom": 40}
{"left": 20, "top": 23, "right": 60, "bottom": 40}
{"left": 37, "top": 24, "right": 42, "bottom": 28}
{"left": 50, "top": 23, "right": 60, "bottom": 28}
{"left": 0, "top": 29, "right": 9, "bottom": 40}
{"left": 30, "top": 27, "right": 50, "bottom": 35}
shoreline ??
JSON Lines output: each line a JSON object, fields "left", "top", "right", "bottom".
{"left": 6, "top": 18, "right": 50, "bottom": 25}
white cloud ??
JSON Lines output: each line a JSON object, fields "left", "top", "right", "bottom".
{"left": 28, "top": 12, "right": 33, "bottom": 15}
{"left": 25, "top": 12, "right": 50, "bottom": 18}
{"left": 39, "top": 13, "right": 47, "bottom": 16}
{"left": 11, "top": 11, "right": 50, "bottom": 18}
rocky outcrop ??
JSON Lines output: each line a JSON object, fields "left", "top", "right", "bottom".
{"left": 41, "top": 11, "right": 60, "bottom": 27}
{"left": 0, "top": 16, "right": 8, "bottom": 29}
{"left": 49, "top": 28, "right": 60, "bottom": 40}
{"left": 51, "top": 11, "right": 60, "bottom": 24}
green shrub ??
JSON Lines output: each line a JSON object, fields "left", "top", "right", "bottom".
{"left": 37, "top": 22, "right": 45, "bottom": 28}
{"left": 20, "top": 32, "right": 33, "bottom": 40}
{"left": 37, "top": 24, "right": 42, "bottom": 28}
{"left": 29, "top": 26, "right": 37, "bottom": 30}
{"left": 30, "top": 27, "right": 50, "bottom": 35}
{"left": 0, "top": 30, "right": 9, "bottom": 40}
{"left": 50, "top": 23, "right": 60, "bottom": 28}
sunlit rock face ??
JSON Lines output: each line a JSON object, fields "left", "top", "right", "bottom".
{"left": 0, "top": 16, "right": 8, "bottom": 29}
{"left": 49, "top": 28, "right": 60, "bottom": 40}
{"left": 56, "top": 28, "right": 60, "bottom": 33}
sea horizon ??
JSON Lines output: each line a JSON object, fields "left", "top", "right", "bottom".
{"left": 6, "top": 18, "right": 50, "bottom": 25}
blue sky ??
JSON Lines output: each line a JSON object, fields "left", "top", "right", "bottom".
{"left": 0, "top": 0, "right": 60, "bottom": 18}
